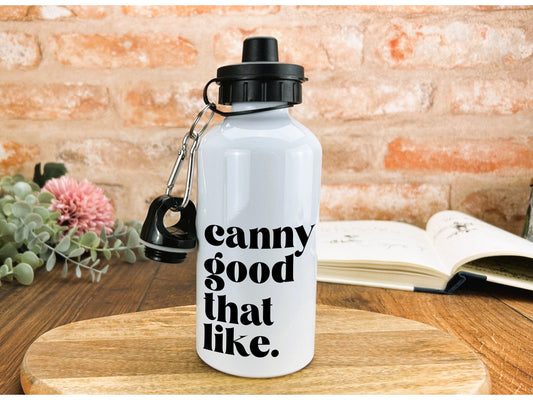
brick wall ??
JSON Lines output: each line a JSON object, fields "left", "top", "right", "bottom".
{"left": 1, "top": 5, "right": 532, "bottom": 234}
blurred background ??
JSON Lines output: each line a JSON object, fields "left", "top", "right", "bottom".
{"left": 1, "top": 5, "right": 532, "bottom": 234}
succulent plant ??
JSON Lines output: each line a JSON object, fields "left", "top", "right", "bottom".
{"left": 0, "top": 173, "right": 145, "bottom": 286}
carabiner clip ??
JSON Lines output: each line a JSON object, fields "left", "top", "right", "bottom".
{"left": 165, "top": 104, "right": 215, "bottom": 209}
{"left": 140, "top": 104, "right": 215, "bottom": 263}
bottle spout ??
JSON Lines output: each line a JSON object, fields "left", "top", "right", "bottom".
{"left": 242, "top": 36, "right": 279, "bottom": 62}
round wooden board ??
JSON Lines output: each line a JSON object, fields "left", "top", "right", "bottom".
{"left": 21, "top": 305, "right": 490, "bottom": 395}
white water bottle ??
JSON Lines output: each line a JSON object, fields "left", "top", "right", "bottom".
{"left": 196, "top": 37, "right": 322, "bottom": 378}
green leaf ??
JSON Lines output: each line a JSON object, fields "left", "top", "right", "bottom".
{"left": 13, "top": 226, "right": 27, "bottom": 243}
{"left": 24, "top": 213, "right": 43, "bottom": 229}
{"left": 48, "top": 211, "right": 61, "bottom": 221}
{"left": 127, "top": 229, "right": 140, "bottom": 247}
{"left": 37, "top": 191, "right": 56, "bottom": 205}
{"left": 90, "top": 248, "right": 97, "bottom": 262}
{"left": 2, "top": 202, "right": 12, "bottom": 216}
{"left": 13, "top": 181, "right": 32, "bottom": 199}
{"left": 0, "top": 264, "right": 9, "bottom": 278}
{"left": 67, "top": 226, "right": 78, "bottom": 238}
{"left": 13, "top": 263, "right": 34, "bottom": 285}
{"left": 36, "top": 231, "right": 50, "bottom": 243}
{"left": 75, "top": 265, "right": 81, "bottom": 278}
{"left": 2, "top": 222, "right": 16, "bottom": 236}
{"left": 24, "top": 194, "right": 37, "bottom": 205}
{"left": 100, "top": 226, "right": 107, "bottom": 243}
{"left": 46, "top": 252, "right": 56, "bottom": 271}
{"left": 80, "top": 231, "right": 99, "bottom": 248}
{"left": 114, "top": 220, "right": 125, "bottom": 235}
{"left": 137, "top": 245, "right": 146, "bottom": 260}
{"left": 124, "top": 248, "right": 136, "bottom": 264}
{"left": 16, "top": 251, "right": 43, "bottom": 269}
{"left": 68, "top": 247, "right": 85, "bottom": 258}
{"left": 50, "top": 225, "right": 64, "bottom": 242}
{"left": 11, "top": 201, "right": 31, "bottom": 218}
{"left": 126, "top": 220, "right": 142, "bottom": 232}
{"left": 61, "top": 260, "right": 68, "bottom": 277}
{"left": 0, "top": 243, "right": 18, "bottom": 260}
{"left": 32, "top": 206, "right": 50, "bottom": 220}
{"left": 56, "top": 235, "right": 71, "bottom": 253}
{"left": 103, "top": 248, "right": 112, "bottom": 260}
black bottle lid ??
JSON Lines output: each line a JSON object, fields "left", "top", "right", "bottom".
{"left": 139, "top": 195, "right": 196, "bottom": 263}
{"left": 216, "top": 36, "right": 306, "bottom": 105}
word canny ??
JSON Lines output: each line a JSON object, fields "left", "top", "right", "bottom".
{"left": 204, "top": 224, "right": 316, "bottom": 257}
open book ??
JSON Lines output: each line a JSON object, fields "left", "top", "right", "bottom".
{"left": 317, "top": 210, "right": 533, "bottom": 293}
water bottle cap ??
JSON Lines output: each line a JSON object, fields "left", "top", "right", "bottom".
{"left": 139, "top": 195, "right": 197, "bottom": 263}
{"left": 215, "top": 36, "right": 306, "bottom": 105}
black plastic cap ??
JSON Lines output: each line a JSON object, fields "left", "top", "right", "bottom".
{"left": 242, "top": 37, "right": 279, "bottom": 62}
{"left": 215, "top": 36, "right": 306, "bottom": 105}
{"left": 140, "top": 196, "right": 196, "bottom": 264}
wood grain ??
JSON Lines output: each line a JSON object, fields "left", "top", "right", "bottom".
{"left": 138, "top": 261, "right": 196, "bottom": 310}
{"left": 2, "top": 254, "right": 532, "bottom": 394}
{"left": 318, "top": 281, "right": 533, "bottom": 394}
{"left": 21, "top": 305, "right": 490, "bottom": 395}
{"left": 0, "top": 260, "right": 158, "bottom": 393}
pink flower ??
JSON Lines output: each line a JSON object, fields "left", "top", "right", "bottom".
{"left": 43, "top": 176, "right": 115, "bottom": 236}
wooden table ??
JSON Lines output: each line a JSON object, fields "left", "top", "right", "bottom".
{"left": 1, "top": 253, "right": 532, "bottom": 394}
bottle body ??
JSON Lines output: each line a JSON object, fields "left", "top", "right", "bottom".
{"left": 196, "top": 103, "right": 322, "bottom": 377}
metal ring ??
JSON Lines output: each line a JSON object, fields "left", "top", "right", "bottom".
{"left": 189, "top": 103, "right": 215, "bottom": 140}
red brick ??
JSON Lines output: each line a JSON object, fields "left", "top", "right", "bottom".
{"left": 375, "top": 20, "right": 533, "bottom": 68}
{"left": 320, "top": 135, "right": 378, "bottom": 180}
{"left": 473, "top": 5, "right": 533, "bottom": 11}
{"left": 66, "top": 6, "right": 109, "bottom": 19}
{"left": 450, "top": 80, "right": 533, "bottom": 115}
{"left": 320, "top": 183, "right": 449, "bottom": 226}
{"left": 0, "top": 140, "right": 39, "bottom": 174}
{"left": 0, "top": 32, "right": 41, "bottom": 70}
{"left": 0, "top": 6, "right": 28, "bottom": 20}
{"left": 118, "top": 83, "right": 207, "bottom": 127}
{"left": 0, "top": 5, "right": 109, "bottom": 20}
{"left": 297, "top": 5, "right": 449, "bottom": 13}
{"left": 214, "top": 26, "right": 363, "bottom": 71}
{"left": 385, "top": 137, "right": 533, "bottom": 173}
{"left": 122, "top": 5, "right": 279, "bottom": 17}
{"left": 25, "top": 6, "right": 109, "bottom": 19}
{"left": 294, "top": 80, "right": 434, "bottom": 121}
{"left": 0, "top": 84, "right": 108, "bottom": 120}
{"left": 360, "top": 5, "right": 447, "bottom": 12}
{"left": 49, "top": 33, "right": 197, "bottom": 68}
{"left": 27, "top": 6, "right": 73, "bottom": 19}
{"left": 57, "top": 138, "right": 174, "bottom": 172}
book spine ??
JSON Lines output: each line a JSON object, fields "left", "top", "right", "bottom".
{"left": 415, "top": 271, "right": 487, "bottom": 294}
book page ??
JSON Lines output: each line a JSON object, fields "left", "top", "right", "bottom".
{"left": 426, "top": 210, "right": 533, "bottom": 274}
{"left": 461, "top": 257, "right": 533, "bottom": 291}
{"left": 317, "top": 220, "right": 446, "bottom": 274}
